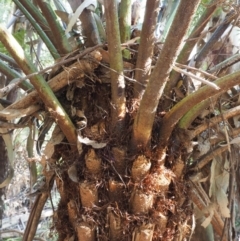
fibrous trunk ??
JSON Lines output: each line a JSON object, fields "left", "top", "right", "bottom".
{"left": 53, "top": 68, "right": 190, "bottom": 241}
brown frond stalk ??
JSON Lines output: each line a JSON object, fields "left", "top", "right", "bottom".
{"left": 133, "top": 0, "right": 161, "bottom": 99}
{"left": 132, "top": 0, "right": 201, "bottom": 149}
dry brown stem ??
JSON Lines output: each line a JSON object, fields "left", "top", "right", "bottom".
{"left": 193, "top": 145, "right": 229, "bottom": 171}
{"left": 190, "top": 182, "right": 226, "bottom": 240}
{"left": 0, "top": 51, "right": 101, "bottom": 120}
{"left": 189, "top": 105, "right": 240, "bottom": 139}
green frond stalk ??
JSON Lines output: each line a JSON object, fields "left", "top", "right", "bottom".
{"left": 119, "top": 0, "right": 131, "bottom": 58}
{"left": 37, "top": 0, "right": 72, "bottom": 55}
{"left": 0, "top": 24, "right": 77, "bottom": 146}
{"left": 94, "top": 13, "right": 106, "bottom": 42}
{"left": 0, "top": 52, "right": 18, "bottom": 67}
{"left": 13, "top": 0, "right": 60, "bottom": 59}
{"left": 157, "top": 70, "right": 240, "bottom": 157}
{"left": 0, "top": 59, "right": 33, "bottom": 90}
{"left": 178, "top": 98, "right": 215, "bottom": 129}
{"left": 104, "top": 0, "right": 126, "bottom": 133}
{"left": 18, "top": 0, "right": 56, "bottom": 44}
{"left": 160, "top": 0, "right": 180, "bottom": 41}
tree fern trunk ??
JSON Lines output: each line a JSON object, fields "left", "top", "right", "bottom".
{"left": 52, "top": 76, "right": 188, "bottom": 240}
